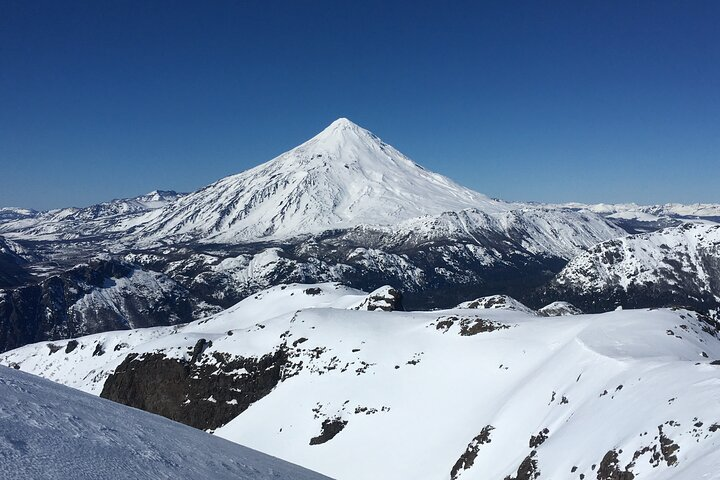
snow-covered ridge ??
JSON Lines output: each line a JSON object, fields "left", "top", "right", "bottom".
{"left": 380, "top": 206, "right": 625, "bottom": 260}
{"left": 562, "top": 202, "right": 720, "bottom": 220}
{"left": 0, "top": 190, "right": 183, "bottom": 241}
{"left": 4, "top": 282, "right": 720, "bottom": 479}
{"left": 553, "top": 223, "right": 720, "bottom": 297}
{"left": 0, "top": 366, "right": 329, "bottom": 480}
{"left": 550, "top": 201, "right": 720, "bottom": 233}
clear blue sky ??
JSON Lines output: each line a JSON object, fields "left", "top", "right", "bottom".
{"left": 1, "top": 1, "right": 718, "bottom": 210}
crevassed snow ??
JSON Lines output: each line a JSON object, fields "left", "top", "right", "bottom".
{"left": 0, "top": 366, "right": 329, "bottom": 480}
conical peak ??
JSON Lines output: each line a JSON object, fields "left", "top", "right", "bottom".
{"left": 328, "top": 117, "right": 359, "bottom": 129}
{"left": 315, "top": 117, "right": 368, "bottom": 140}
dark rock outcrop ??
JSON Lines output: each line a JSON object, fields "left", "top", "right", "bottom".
{"left": 504, "top": 450, "right": 540, "bottom": 480}
{"left": 352, "top": 286, "right": 404, "bottom": 311}
{"left": 100, "top": 348, "right": 287, "bottom": 431}
{"left": 450, "top": 425, "right": 494, "bottom": 479}
{"left": 596, "top": 449, "right": 634, "bottom": 480}
{"left": 309, "top": 418, "right": 347, "bottom": 445}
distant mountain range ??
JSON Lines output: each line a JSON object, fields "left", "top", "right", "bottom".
{"left": 0, "top": 118, "right": 718, "bottom": 352}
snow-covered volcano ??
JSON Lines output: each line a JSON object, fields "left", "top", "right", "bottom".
{"left": 134, "top": 118, "right": 505, "bottom": 243}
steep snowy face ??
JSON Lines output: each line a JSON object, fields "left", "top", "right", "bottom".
{"left": 541, "top": 223, "right": 720, "bottom": 314}
{"left": 135, "top": 118, "right": 505, "bottom": 243}
{"left": 555, "top": 223, "right": 720, "bottom": 294}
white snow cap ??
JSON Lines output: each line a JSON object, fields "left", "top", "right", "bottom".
{"left": 133, "top": 117, "right": 505, "bottom": 243}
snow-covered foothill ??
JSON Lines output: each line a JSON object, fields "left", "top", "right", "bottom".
{"left": 4, "top": 283, "right": 720, "bottom": 479}
{"left": 538, "top": 301, "right": 583, "bottom": 316}
{"left": 456, "top": 294, "right": 537, "bottom": 314}
{"left": 552, "top": 223, "right": 720, "bottom": 298}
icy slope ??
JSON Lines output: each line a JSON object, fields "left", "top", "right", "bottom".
{"left": 4, "top": 283, "right": 720, "bottom": 480}
{"left": 133, "top": 118, "right": 508, "bottom": 243}
{"left": 0, "top": 366, "right": 329, "bottom": 480}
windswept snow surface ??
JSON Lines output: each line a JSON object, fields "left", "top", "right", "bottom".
{"left": 0, "top": 366, "right": 329, "bottom": 480}
{"left": 5, "top": 283, "right": 720, "bottom": 480}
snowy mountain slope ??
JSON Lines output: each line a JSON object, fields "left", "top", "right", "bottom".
{"left": 0, "top": 190, "right": 183, "bottom": 241}
{"left": 0, "top": 283, "right": 369, "bottom": 394}
{"left": 537, "top": 223, "right": 720, "bottom": 315}
{"left": 0, "top": 207, "right": 38, "bottom": 223}
{"left": 4, "top": 283, "right": 720, "bottom": 480}
{"left": 127, "top": 205, "right": 623, "bottom": 311}
{"left": 0, "top": 257, "right": 196, "bottom": 353}
{"left": 0, "top": 235, "right": 34, "bottom": 288}
{"left": 131, "top": 118, "right": 509, "bottom": 244}
{"left": 349, "top": 206, "right": 625, "bottom": 261}
{"left": 0, "top": 366, "right": 330, "bottom": 480}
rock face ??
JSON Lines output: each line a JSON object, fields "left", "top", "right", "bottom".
{"left": 309, "top": 418, "right": 348, "bottom": 445}
{"left": 0, "top": 258, "right": 194, "bottom": 352}
{"left": 451, "top": 425, "right": 495, "bottom": 480}
{"left": 0, "top": 236, "right": 33, "bottom": 288}
{"left": 535, "top": 223, "right": 720, "bottom": 316}
{"left": 100, "top": 348, "right": 287, "bottom": 431}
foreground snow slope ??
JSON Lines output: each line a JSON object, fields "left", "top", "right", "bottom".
{"left": 0, "top": 366, "right": 329, "bottom": 480}
{"left": 4, "top": 283, "right": 720, "bottom": 480}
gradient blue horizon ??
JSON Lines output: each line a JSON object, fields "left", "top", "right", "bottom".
{"left": 1, "top": 1, "right": 718, "bottom": 210}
